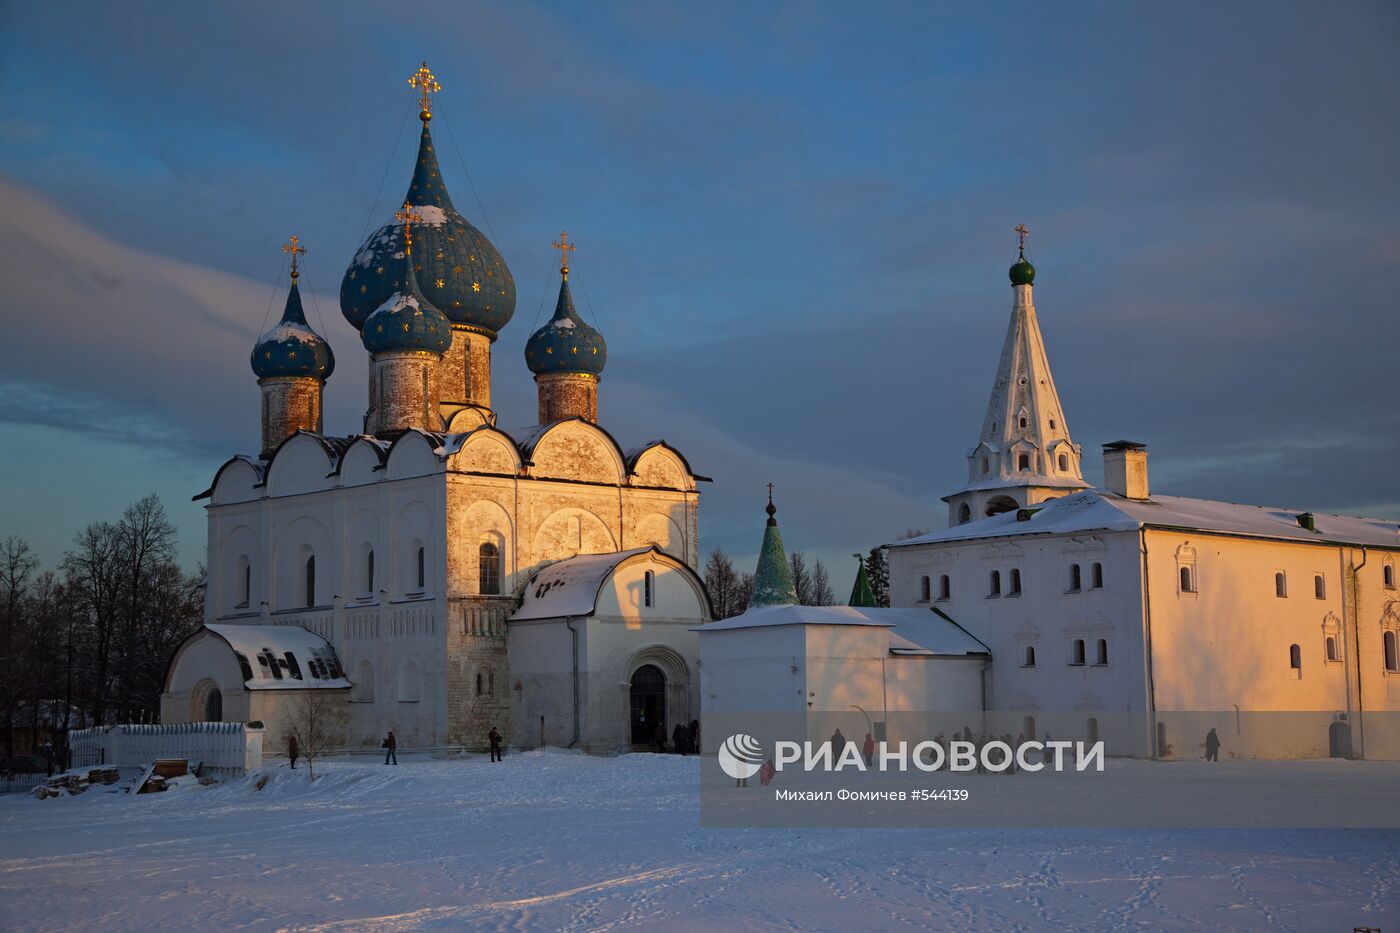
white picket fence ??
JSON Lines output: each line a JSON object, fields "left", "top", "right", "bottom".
{"left": 68, "top": 722, "right": 264, "bottom": 776}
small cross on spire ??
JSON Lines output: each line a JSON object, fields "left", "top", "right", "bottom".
{"left": 552, "top": 230, "right": 576, "bottom": 277}
{"left": 409, "top": 61, "right": 441, "bottom": 120}
{"left": 395, "top": 202, "right": 416, "bottom": 254}
{"left": 281, "top": 234, "right": 306, "bottom": 280}
{"left": 1014, "top": 223, "right": 1029, "bottom": 254}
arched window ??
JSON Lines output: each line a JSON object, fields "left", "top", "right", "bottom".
{"left": 1069, "top": 564, "right": 1082, "bottom": 592}
{"left": 234, "top": 555, "right": 251, "bottom": 609}
{"left": 1314, "top": 574, "right": 1326, "bottom": 599}
{"left": 1325, "top": 636, "right": 1338, "bottom": 662}
{"left": 204, "top": 687, "right": 222, "bottom": 722}
{"left": 1091, "top": 562, "right": 1103, "bottom": 589}
{"left": 644, "top": 570, "right": 655, "bottom": 608}
{"left": 988, "top": 570, "right": 1001, "bottom": 596}
{"left": 1289, "top": 643, "right": 1301, "bottom": 671}
{"left": 919, "top": 576, "right": 931, "bottom": 602}
{"left": 304, "top": 555, "right": 316, "bottom": 608}
{"left": 416, "top": 546, "right": 426, "bottom": 590}
{"left": 981, "top": 457, "right": 990, "bottom": 476}
{"left": 476, "top": 670, "right": 486, "bottom": 696}
{"left": 1018, "top": 454, "right": 1030, "bottom": 471}
{"left": 1275, "top": 572, "right": 1287, "bottom": 598}
{"left": 1071, "top": 639, "right": 1086, "bottom": 666}
{"left": 366, "top": 550, "right": 375, "bottom": 594}
{"left": 1385, "top": 564, "right": 1395, "bottom": 588}
{"left": 478, "top": 542, "right": 501, "bottom": 596}
{"left": 1019, "top": 416, "right": 1027, "bottom": 429}
{"left": 1009, "top": 568, "right": 1022, "bottom": 595}
{"left": 958, "top": 503, "right": 972, "bottom": 525}
{"left": 1049, "top": 418, "right": 1057, "bottom": 430}
{"left": 1023, "top": 645, "right": 1036, "bottom": 667}
{"left": 938, "top": 575, "right": 951, "bottom": 600}
{"left": 1180, "top": 566, "right": 1195, "bottom": 593}
{"left": 1058, "top": 453, "right": 1068, "bottom": 471}
{"left": 1385, "top": 631, "right": 1398, "bottom": 672}
{"left": 1095, "top": 639, "right": 1108, "bottom": 665}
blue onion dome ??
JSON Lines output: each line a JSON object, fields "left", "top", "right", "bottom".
{"left": 525, "top": 272, "right": 607, "bottom": 376}
{"left": 361, "top": 258, "right": 452, "bottom": 355}
{"left": 1009, "top": 249, "right": 1036, "bottom": 286}
{"left": 251, "top": 279, "right": 335, "bottom": 380}
{"left": 340, "top": 120, "right": 516, "bottom": 338}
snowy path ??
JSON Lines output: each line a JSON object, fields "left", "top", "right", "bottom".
{"left": 0, "top": 751, "right": 1396, "bottom": 931}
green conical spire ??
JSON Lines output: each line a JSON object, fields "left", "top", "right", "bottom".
{"left": 848, "top": 554, "right": 876, "bottom": 608}
{"left": 750, "top": 488, "right": 798, "bottom": 607}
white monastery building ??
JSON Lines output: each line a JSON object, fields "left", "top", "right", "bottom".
{"left": 886, "top": 238, "right": 1400, "bottom": 759}
{"left": 162, "top": 67, "right": 711, "bottom": 755}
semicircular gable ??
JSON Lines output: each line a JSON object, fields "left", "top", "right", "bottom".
{"left": 339, "top": 439, "right": 388, "bottom": 487}
{"left": 266, "top": 434, "right": 337, "bottom": 497}
{"left": 446, "top": 406, "right": 491, "bottom": 433}
{"left": 386, "top": 430, "right": 444, "bottom": 480}
{"left": 631, "top": 446, "right": 689, "bottom": 490}
{"left": 528, "top": 421, "right": 625, "bottom": 485}
{"left": 448, "top": 429, "right": 522, "bottom": 476}
{"left": 211, "top": 457, "right": 263, "bottom": 505}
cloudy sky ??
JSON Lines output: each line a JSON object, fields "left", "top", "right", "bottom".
{"left": 1, "top": 1, "right": 1396, "bottom": 588}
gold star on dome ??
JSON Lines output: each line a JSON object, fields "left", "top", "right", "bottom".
{"left": 472, "top": 282, "right": 481, "bottom": 292}
{"left": 264, "top": 351, "right": 272, "bottom": 359}
{"left": 452, "top": 265, "right": 461, "bottom": 274}
{"left": 376, "top": 266, "right": 384, "bottom": 275}
{"left": 402, "top": 323, "right": 410, "bottom": 332}
{"left": 376, "top": 324, "right": 384, "bottom": 333}
{"left": 349, "top": 269, "right": 356, "bottom": 280}
{"left": 451, "top": 299, "right": 461, "bottom": 308}
{"left": 571, "top": 346, "right": 578, "bottom": 354}
{"left": 360, "top": 285, "right": 367, "bottom": 294}
{"left": 435, "top": 278, "right": 445, "bottom": 288}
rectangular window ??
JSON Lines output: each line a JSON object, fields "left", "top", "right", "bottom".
{"left": 644, "top": 570, "right": 655, "bottom": 608}
{"left": 1009, "top": 568, "right": 1022, "bottom": 596}
{"left": 1314, "top": 574, "right": 1326, "bottom": 599}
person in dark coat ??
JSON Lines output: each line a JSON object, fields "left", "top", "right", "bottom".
{"left": 688, "top": 720, "right": 700, "bottom": 754}
{"left": 653, "top": 721, "right": 667, "bottom": 753}
{"left": 673, "top": 722, "right": 689, "bottom": 755}
{"left": 288, "top": 735, "right": 299, "bottom": 770}
{"left": 1205, "top": 728, "right": 1221, "bottom": 762}
{"left": 862, "top": 733, "right": 876, "bottom": 768}
{"left": 829, "top": 728, "right": 847, "bottom": 761}
{"left": 383, "top": 730, "right": 397, "bottom": 765}
{"left": 488, "top": 726, "right": 503, "bottom": 762}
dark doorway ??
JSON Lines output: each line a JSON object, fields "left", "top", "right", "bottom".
{"left": 630, "top": 664, "right": 665, "bottom": 746}
{"left": 204, "top": 687, "right": 223, "bottom": 722}
{"left": 1328, "top": 720, "right": 1353, "bottom": 759}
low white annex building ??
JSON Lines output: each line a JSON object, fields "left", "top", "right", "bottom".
{"left": 162, "top": 72, "right": 711, "bottom": 755}
{"left": 886, "top": 240, "right": 1400, "bottom": 760}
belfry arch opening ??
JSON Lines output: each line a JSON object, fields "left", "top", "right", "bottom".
{"left": 985, "top": 496, "right": 1018, "bottom": 517}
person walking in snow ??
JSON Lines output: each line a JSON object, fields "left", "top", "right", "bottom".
{"left": 688, "top": 720, "right": 700, "bottom": 754}
{"left": 829, "top": 727, "right": 846, "bottom": 761}
{"left": 383, "top": 730, "right": 397, "bottom": 766}
{"left": 488, "top": 726, "right": 503, "bottom": 762}
{"left": 759, "top": 758, "right": 775, "bottom": 786}
{"left": 862, "top": 732, "right": 875, "bottom": 768}
{"left": 653, "top": 721, "right": 667, "bottom": 753}
{"left": 1205, "top": 727, "right": 1221, "bottom": 762}
{"left": 288, "top": 734, "right": 299, "bottom": 770}
{"left": 673, "top": 722, "right": 689, "bottom": 755}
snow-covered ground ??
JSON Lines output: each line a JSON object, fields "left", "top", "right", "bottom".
{"left": 0, "top": 751, "right": 1396, "bottom": 931}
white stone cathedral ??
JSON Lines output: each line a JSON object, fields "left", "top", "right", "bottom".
{"left": 161, "top": 66, "right": 711, "bottom": 756}
{"left": 888, "top": 234, "right": 1400, "bottom": 759}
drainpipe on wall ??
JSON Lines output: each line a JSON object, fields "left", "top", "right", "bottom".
{"left": 1347, "top": 547, "right": 1368, "bottom": 759}
{"left": 1140, "top": 530, "right": 1160, "bottom": 759}
{"left": 565, "top": 617, "right": 580, "bottom": 749}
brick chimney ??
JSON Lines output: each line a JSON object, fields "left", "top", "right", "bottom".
{"left": 1103, "top": 441, "right": 1149, "bottom": 499}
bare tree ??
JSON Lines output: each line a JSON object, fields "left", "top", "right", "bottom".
{"left": 703, "top": 549, "right": 741, "bottom": 619}
{"left": 733, "top": 573, "right": 754, "bottom": 615}
{"left": 284, "top": 688, "right": 337, "bottom": 780}
{"left": 811, "top": 559, "right": 835, "bottom": 606}
{"left": 1, "top": 536, "right": 38, "bottom": 757}
{"left": 789, "top": 551, "right": 812, "bottom": 605}
{"left": 63, "top": 522, "right": 124, "bottom": 725}
{"left": 115, "top": 495, "right": 176, "bottom": 721}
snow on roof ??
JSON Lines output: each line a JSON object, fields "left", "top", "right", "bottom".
{"left": 891, "top": 489, "right": 1400, "bottom": 550}
{"left": 204, "top": 624, "right": 350, "bottom": 690}
{"left": 696, "top": 605, "right": 990, "bottom": 657}
{"left": 945, "top": 474, "right": 1092, "bottom": 496}
{"left": 509, "top": 548, "right": 656, "bottom": 622}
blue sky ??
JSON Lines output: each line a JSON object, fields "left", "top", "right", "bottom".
{"left": 1, "top": 1, "right": 1396, "bottom": 586}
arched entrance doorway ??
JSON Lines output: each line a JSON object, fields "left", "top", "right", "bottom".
{"left": 192, "top": 679, "right": 223, "bottom": 723}
{"left": 630, "top": 664, "right": 665, "bottom": 747}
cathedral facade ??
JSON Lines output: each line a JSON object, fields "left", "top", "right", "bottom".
{"left": 162, "top": 67, "right": 711, "bottom": 755}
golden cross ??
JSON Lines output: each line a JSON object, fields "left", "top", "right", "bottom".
{"left": 1014, "top": 223, "right": 1029, "bottom": 252}
{"left": 281, "top": 234, "right": 307, "bottom": 280}
{"left": 395, "top": 202, "right": 415, "bottom": 255}
{"left": 552, "top": 230, "right": 577, "bottom": 275}
{"left": 409, "top": 61, "right": 441, "bottom": 118}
